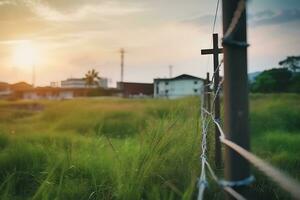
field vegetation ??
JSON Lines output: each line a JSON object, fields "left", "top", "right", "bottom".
{"left": 0, "top": 94, "right": 299, "bottom": 200}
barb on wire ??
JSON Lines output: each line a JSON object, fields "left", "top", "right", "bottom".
{"left": 211, "top": 79, "right": 224, "bottom": 110}
{"left": 204, "top": 59, "right": 224, "bottom": 88}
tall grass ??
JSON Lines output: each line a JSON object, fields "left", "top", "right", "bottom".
{"left": 0, "top": 98, "right": 201, "bottom": 200}
{"left": 0, "top": 94, "right": 299, "bottom": 199}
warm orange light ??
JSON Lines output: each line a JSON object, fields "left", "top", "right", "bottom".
{"left": 12, "top": 41, "right": 39, "bottom": 69}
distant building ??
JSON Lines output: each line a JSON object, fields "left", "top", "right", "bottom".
{"left": 50, "top": 82, "right": 59, "bottom": 87}
{"left": 0, "top": 80, "right": 118, "bottom": 100}
{"left": 10, "top": 82, "right": 33, "bottom": 91}
{"left": 0, "top": 82, "right": 11, "bottom": 98}
{"left": 154, "top": 74, "right": 205, "bottom": 99}
{"left": 9, "top": 82, "right": 34, "bottom": 99}
{"left": 22, "top": 87, "right": 120, "bottom": 100}
{"left": 61, "top": 78, "right": 108, "bottom": 89}
{"left": 117, "top": 82, "right": 154, "bottom": 98}
{"left": 22, "top": 87, "right": 75, "bottom": 100}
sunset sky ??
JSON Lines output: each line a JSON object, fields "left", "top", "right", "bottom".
{"left": 0, "top": 0, "right": 299, "bottom": 86}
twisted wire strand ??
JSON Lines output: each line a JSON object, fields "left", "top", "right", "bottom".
{"left": 223, "top": 0, "right": 246, "bottom": 39}
{"left": 205, "top": 160, "right": 247, "bottom": 200}
{"left": 207, "top": 90, "right": 300, "bottom": 199}
{"left": 197, "top": 87, "right": 209, "bottom": 200}
{"left": 204, "top": 59, "right": 224, "bottom": 88}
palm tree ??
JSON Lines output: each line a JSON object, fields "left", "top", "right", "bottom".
{"left": 279, "top": 56, "right": 300, "bottom": 73}
{"left": 84, "top": 69, "right": 100, "bottom": 88}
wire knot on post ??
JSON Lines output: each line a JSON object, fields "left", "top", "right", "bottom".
{"left": 222, "top": 37, "right": 250, "bottom": 48}
{"left": 198, "top": 179, "right": 209, "bottom": 188}
{"left": 219, "top": 175, "right": 255, "bottom": 188}
{"left": 214, "top": 117, "right": 221, "bottom": 124}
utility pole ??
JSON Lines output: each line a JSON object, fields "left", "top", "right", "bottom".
{"left": 32, "top": 64, "right": 35, "bottom": 88}
{"left": 120, "top": 48, "right": 125, "bottom": 82}
{"left": 169, "top": 65, "right": 173, "bottom": 78}
{"left": 222, "top": 0, "right": 250, "bottom": 199}
{"left": 201, "top": 33, "right": 223, "bottom": 168}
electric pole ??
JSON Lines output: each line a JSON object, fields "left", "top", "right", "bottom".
{"left": 32, "top": 64, "right": 35, "bottom": 88}
{"left": 120, "top": 48, "right": 125, "bottom": 82}
{"left": 169, "top": 65, "right": 173, "bottom": 78}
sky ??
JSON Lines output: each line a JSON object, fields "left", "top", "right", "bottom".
{"left": 0, "top": 0, "right": 299, "bottom": 86}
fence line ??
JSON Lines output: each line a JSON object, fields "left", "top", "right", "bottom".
{"left": 198, "top": 79, "right": 248, "bottom": 200}
{"left": 198, "top": 0, "right": 300, "bottom": 199}
{"left": 205, "top": 160, "right": 247, "bottom": 200}
{"left": 220, "top": 137, "right": 300, "bottom": 199}
{"left": 201, "top": 72, "right": 300, "bottom": 199}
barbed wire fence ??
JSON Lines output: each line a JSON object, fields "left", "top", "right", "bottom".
{"left": 197, "top": 0, "right": 300, "bottom": 199}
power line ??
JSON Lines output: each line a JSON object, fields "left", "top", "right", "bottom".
{"left": 212, "top": 0, "right": 220, "bottom": 34}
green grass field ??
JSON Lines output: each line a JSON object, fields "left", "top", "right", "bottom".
{"left": 0, "top": 94, "right": 299, "bottom": 200}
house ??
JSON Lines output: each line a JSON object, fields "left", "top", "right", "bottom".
{"left": 6, "top": 82, "right": 33, "bottom": 99}
{"left": 0, "top": 79, "right": 119, "bottom": 100}
{"left": 22, "top": 87, "right": 75, "bottom": 100}
{"left": 10, "top": 82, "right": 33, "bottom": 91}
{"left": 117, "top": 82, "right": 154, "bottom": 98}
{"left": 0, "top": 82, "right": 11, "bottom": 98}
{"left": 21, "top": 87, "right": 121, "bottom": 100}
{"left": 154, "top": 74, "right": 205, "bottom": 99}
{"left": 61, "top": 77, "right": 108, "bottom": 89}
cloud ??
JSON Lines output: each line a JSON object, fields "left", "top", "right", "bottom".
{"left": 251, "top": 9, "right": 300, "bottom": 26}
{"left": 181, "top": 14, "right": 214, "bottom": 26}
{"left": 0, "top": 0, "right": 12, "bottom": 6}
{"left": 25, "top": 0, "right": 144, "bottom": 22}
{"left": 251, "top": 10, "right": 275, "bottom": 18}
{"left": 0, "top": 0, "right": 35, "bottom": 21}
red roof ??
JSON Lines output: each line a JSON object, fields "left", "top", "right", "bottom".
{"left": 10, "top": 82, "right": 33, "bottom": 91}
{"left": 0, "top": 82, "right": 9, "bottom": 91}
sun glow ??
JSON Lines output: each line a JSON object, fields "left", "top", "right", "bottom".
{"left": 12, "top": 41, "right": 39, "bottom": 69}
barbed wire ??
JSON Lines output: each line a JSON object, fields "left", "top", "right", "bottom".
{"left": 198, "top": 72, "right": 248, "bottom": 200}
{"left": 197, "top": 86, "right": 213, "bottom": 200}
{"left": 199, "top": 0, "right": 300, "bottom": 199}
{"left": 204, "top": 59, "right": 224, "bottom": 88}
{"left": 220, "top": 137, "right": 300, "bottom": 200}
{"left": 204, "top": 75, "right": 300, "bottom": 200}
{"left": 205, "top": 160, "right": 247, "bottom": 200}
{"left": 197, "top": 0, "right": 249, "bottom": 195}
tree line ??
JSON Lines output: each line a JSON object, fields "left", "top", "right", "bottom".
{"left": 250, "top": 56, "right": 300, "bottom": 93}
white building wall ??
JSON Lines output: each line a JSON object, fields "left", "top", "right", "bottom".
{"left": 23, "top": 91, "right": 74, "bottom": 100}
{"left": 0, "top": 90, "right": 12, "bottom": 96}
{"left": 61, "top": 78, "right": 108, "bottom": 88}
{"left": 59, "top": 91, "right": 74, "bottom": 99}
{"left": 154, "top": 79, "right": 203, "bottom": 99}
{"left": 99, "top": 78, "right": 108, "bottom": 88}
{"left": 61, "top": 79, "right": 87, "bottom": 88}
{"left": 23, "top": 92, "right": 39, "bottom": 100}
